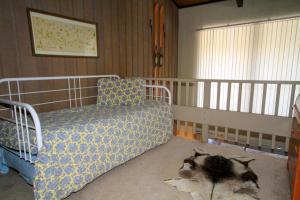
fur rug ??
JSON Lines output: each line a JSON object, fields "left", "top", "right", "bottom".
{"left": 164, "top": 149, "right": 260, "bottom": 200}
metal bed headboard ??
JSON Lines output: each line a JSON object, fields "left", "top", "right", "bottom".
{"left": 0, "top": 75, "right": 171, "bottom": 163}
{"left": 0, "top": 75, "right": 121, "bottom": 110}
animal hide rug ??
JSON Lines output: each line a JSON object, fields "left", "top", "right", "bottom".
{"left": 164, "top": 149, "right": 260, "bottom": 200}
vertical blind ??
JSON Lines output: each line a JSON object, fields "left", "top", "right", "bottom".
{"left": 196, "top": 17, "right": 300, "bottom": 116}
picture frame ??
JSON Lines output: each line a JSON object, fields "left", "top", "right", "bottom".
{"left": 27, "top": 8, "right": 98, "bottom": 58}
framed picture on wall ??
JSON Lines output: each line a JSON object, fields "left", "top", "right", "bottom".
{"left": 27, "top": 8, "right": 98, "bottom": 57}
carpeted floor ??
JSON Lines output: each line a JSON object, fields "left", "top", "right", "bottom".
{"left": 0, "top": 137, "right": 290, "bottom": 200}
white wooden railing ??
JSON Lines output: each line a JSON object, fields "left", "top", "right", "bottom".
{"left": 145, "top": 78, "right": 300, "bottom": 153}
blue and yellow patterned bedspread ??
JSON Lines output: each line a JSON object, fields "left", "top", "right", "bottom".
{"left": 0, "top": 100, "right": 173, "bottom": 199}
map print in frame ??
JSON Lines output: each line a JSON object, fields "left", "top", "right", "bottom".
{"left": 27, "top": 8, "right": 98, "bottom": 57}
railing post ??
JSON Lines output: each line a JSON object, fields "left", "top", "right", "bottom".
{"left": 184, "top": 121, "right": 188, "bottom": 133}
{"left": 203, "top": 80, "right": 211, "bottom": 109}
{"left": 237, "top": 82, "right": 242, "bottom": 112}
{"left": 191, "top": 82, "right": 195, "bottom": 106}
{"left": 289, "top": 84, "right": 296, "bottom": 117}
{"left": 200, "top": 81, "right": 210, "bottom": 142}
{"left": 224, "top": 127, "right": 228, "bottom": 141}
{"left": 271, "top": 135, "right": 276, "bottom": 151}
{"left": 234, "top": 129, "right": 238, "bottom": 144}
{"left": 226, "top": 82, "right": 232, "bottom": 111}
{"left": 261, "top": 83, "right": 267, "bottom": 114}
{"left": 202, "top": 124, "right": 209, "bottom": 142}
{"left": 194, "top": 81, "right": 198, "bottom": 107}
{"left": 249, "top": 82, "right": 254, "bottom": 113}
{"left": 185, "top": 81, "right": 189, "bottom": 106}
{"left": 192, "top": 122, "right": 196, "bottom": 134}
{"left": 275, "top": 84, "right": 281, "bottom": 115}
{"left": 246, "top": 130, "right": 250, "bottom": 147}
{"left": 285, "top": 137, "right": 290, "bottom": 153}
{"left": 177, "top": 120, "right": 181, "bottom": 133}
{"left": 217, "top": 81, "right": 221, "bottom": 110}
{"left": 214, "top": 126, "right": 218, "bottom": 138}
{"left": 258, "top": 133, "right": 263, "bottom": 149}
{"left": 177, "top": 81, "right": 181, "bottom": 105}
{"left": 170, "top": 81, "right": 174, "bottom": 104}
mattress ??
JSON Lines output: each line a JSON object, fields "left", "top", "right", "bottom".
{"left": 0, "top": 100, "right": 170, "bottom": 153}
{"left": 0, "top": 100, "right": 173, "bottom": 199}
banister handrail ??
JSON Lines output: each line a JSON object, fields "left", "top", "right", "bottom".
{"left": 144, "top": 77, "right": 300, "bottom": 84}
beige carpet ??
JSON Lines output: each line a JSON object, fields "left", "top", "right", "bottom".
{"left": 0, "top": 137, "right": 290, "bottom": 200}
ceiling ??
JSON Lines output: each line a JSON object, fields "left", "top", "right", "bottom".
{"left": 173, "top": 0, "right": 242, "bottom": 9}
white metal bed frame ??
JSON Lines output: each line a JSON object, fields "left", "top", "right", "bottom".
{"left": 0, "top": 75, "right": 171, "bottom": 163}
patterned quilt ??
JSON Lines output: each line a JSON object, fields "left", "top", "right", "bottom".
{"left": 0, "top": 100, "right": 173, "bottom": 199}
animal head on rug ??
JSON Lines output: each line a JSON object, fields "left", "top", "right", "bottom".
{"left": 165, "top": 148, "right": 260, "bottom": 200}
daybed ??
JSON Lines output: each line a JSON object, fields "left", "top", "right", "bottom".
{"left": 0, "top": 75, "right": 173, "bottom": 199}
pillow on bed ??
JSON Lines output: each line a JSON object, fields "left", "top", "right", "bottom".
{"left": 97, "top": 78, "right": 146, "bottom": 106}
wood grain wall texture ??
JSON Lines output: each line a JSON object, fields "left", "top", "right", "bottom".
{"left": 0, "top": 0, "right": 178, "bottom": 79}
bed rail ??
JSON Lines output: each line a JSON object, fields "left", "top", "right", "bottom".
{"left": 0, "top": 99, "right": 41, "bottom": 163}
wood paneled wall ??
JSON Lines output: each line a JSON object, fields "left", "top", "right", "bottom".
{"left": 0, "top": 0, "right": 178, "bottom": 79}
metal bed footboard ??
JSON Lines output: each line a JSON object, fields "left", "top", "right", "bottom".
{"left": 0, "top": 99, "right": 41, "bottom": 163}
{"left": 0, "top": 75, "right": 171, "bottom": 163}
{"left": 143, "top": 84, "right": 172, "bottom": 105}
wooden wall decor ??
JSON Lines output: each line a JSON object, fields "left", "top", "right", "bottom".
{"left": 27, "top": 8, "right": 98, "bottom": 57}
{"left": 152, "top": 1, "right": 166, "bottom": 78}
{"left": 159, "top": 5, "right": 165, "bottom": 68}
{"left": 153, "top": 2, "right": 160, "bottom": 69}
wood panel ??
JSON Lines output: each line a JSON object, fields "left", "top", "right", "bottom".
{"left": 0, "top": 0, "right": 178, "bottom": 110}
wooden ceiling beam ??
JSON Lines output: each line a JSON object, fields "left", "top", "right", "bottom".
{"left": 173, "top": 0, "right": 226, "bottom": 9}
{"left": 172, "top": 0, "right": 179, "bottom": 8}
{"left": 236, "top": 0, "right": 243, "bottom": 7}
